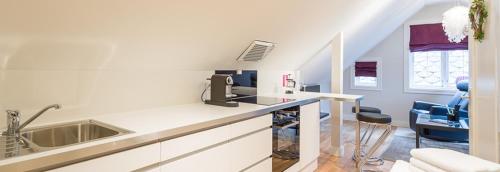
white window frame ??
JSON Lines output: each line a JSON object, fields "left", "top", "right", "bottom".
{"left": 350, "top": 59, "right": 382, "bottom": 91}
{"left": 403, "top": 19, "right": 468, "bottom": 95}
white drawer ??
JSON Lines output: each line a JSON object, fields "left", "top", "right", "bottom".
{"left": 227, "top": 114, "right": 272, "bottom": 139}
{"left": 244, "top": 157, "right": 272, "bottom": 172}
{"left": 50, "top": 143, "right": 161, "bottom": 172}
{"left": 161, "top": 128, "right": 272, "bottom": 172}
{"left": 160, "top": 124, "right": 230, "bottom": 161}
{"left": 227, "top": 128, "right": 272, "bottom": 171}
{"left": 160, "top": 141, "right": 231, "bottom": 172}
{"left": 160, "top": 114, "right": 271, "bottom": 161}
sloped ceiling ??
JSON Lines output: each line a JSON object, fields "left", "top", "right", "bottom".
{"left": 0, "top": 0, "right": 445, "bottom": 72}
{"left": 299, "top": 0, "right": 469, "bottom": 85}
{"left": 342, "top": 0, "right": 470, "bottom": 68}
{"left": 0, "top": 0, "right": 356, "bottom": 71}
{"left": 0, "top": 0, "right": 467, "bottom": 72}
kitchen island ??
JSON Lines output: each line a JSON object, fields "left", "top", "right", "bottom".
{"left": 0, "top": 92, "right": 362, "bottom": 172}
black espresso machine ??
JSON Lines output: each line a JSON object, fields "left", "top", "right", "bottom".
{"left": 204, "top": 74, "right": 239, "bottom": 107}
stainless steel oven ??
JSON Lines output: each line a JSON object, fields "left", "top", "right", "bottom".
{"left": 272, "top": 105, "right": 300, "bottom": 172}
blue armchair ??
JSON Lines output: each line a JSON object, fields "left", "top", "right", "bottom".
{"left": 409, "top": 80, "right": 469, "bottom": 141}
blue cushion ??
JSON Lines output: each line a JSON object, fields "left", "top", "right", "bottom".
{"left": 447, "top": 92, "right": 464, "bottom": 108}
{"left": 456, "top": 80, "right": 469, "bottom": 92}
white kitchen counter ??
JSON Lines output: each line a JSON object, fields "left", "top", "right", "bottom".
{"left": 0, "top": 92, "right": 362, "bottom": 171}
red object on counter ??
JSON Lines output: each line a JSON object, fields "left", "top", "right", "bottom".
{"left": 282, "top": 75, "right": 288, "bottom": 87}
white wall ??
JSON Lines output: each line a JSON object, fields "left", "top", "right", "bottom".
{"left": 0, "top": 0, "right": 364, "bottom": 128}
{"left": 497, "top": 2, "right": 500, "bottom": 158}
{"left": 0, "top": 68, "right": 214, "bottom": 128}
{"left": 0, "top": 0, "right": 466, "bottom": 129}
{"left": 342, "top": 0, "right": 427, "bottom": 68}
{"left": 496, "top": 0, "right": 500, "bottom": 136}
{"left": 299, "top": 0, "right": 427, "bottom": 87}
{"left": 495, "top": 1, "right": 500, "bottom": 159}
{"left": 342, "top": 3, "right": 458, "bottom": 126}
{"left": 257, "top": 70, "right": 300, "bottom": 95}
{"left": 299, "top": 47, "right": 332, "bottom": 113}
{"left": 298, "top": 0, "right": 424, "bottom": 114}
{"left": 0, "top": 0, "right": 335, "bottom": 128}
{"left": 494, "top": 3, "right": 500, "bottom": 158}
{"left": 469, "top": 0, "right": 499, "bottom": 161}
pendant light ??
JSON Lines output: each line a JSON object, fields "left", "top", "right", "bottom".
{"left": 442, "top": 0, "right": 470, "bottom": 43}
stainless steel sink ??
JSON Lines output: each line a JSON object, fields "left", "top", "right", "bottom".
{"left": 21, "top": 120, "right": 131, "bottom": 148}
{"left": 0, "top": 120, "right": 131, "bottom": 160}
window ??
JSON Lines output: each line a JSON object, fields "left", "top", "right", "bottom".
{"left": 404, "top": 23, "right": 469, "bottom": 94}
{"left": 355, "top": 76, "right": 378, "bottom": 87}
{"left": 351, "top": 60, "right": 382, "bottom": 90}
{"left": 409, "top": 50, "right": 469, "bottom": 90}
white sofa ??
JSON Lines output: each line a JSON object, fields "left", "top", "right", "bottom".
{"left": 390, "top": 148, "right": 500, "bottom": 172}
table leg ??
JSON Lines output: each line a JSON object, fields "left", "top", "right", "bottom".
{"left": 355, "top": 120, "right": 361, "bottom": 169}
{"left": 354, "top": 100, "right": 360, "bottom": 114}
{"left": 354, "top": 100, "right": 361, "bottom": 169}
{"left": 416, "top": 126, "right": 420, "bottom": 148}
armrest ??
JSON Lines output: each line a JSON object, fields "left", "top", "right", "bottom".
{"left": 429, "top": 106, "right": 449, "bottom": 116}
{"left": 413, "top": 101, "right": 443, "bottom": 111}
{"left": 458, "top": 109, "right": 468, "bottom": 117}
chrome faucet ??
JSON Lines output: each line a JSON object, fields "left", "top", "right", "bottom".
{"left": 4, "top": 104, "right": 61, "bottom": 136}
{"left": 6, "top": 110, "right": 20, "bottom": 136}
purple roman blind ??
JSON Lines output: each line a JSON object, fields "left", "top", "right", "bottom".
{"left": 409, "top": 23, "right": 468, "bottom": 52}
{"left": 355, "top": 61, "right": 377, "bottom": 77}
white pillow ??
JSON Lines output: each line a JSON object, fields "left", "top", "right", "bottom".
{"left": 391, "top": 160, "right": 411, "bottom": 172}
{"left": 410, "top": 148, "right": 500, "bottom": 172}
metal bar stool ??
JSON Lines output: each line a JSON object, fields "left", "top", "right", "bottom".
{"left": 354, "top": 112, "right": 392, "bottom": 171}
{"left": 351, "top": 106, "right": 384, "bottom": 165}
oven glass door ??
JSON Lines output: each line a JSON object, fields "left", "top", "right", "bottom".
{"left": 272, "top": 108, "right": 300, "bottom": 172}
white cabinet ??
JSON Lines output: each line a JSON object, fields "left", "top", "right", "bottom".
{"left": 160, "top": 128, "right": 271, "bottom": 172}
{"left": 227, "top": 128, "right": 272, "bottom": 171}
{"left": 159, "top": 114, "right": 272, "bottom": 172}
{"left": 160, "top": 141, "right": 232, "bottom": 172}
{"left": 50, "top": 143, "right": 161, "bottom": 172}
{"left": 300, "top": 102, "right": 320, "bottom": 165}
{"left": 160, "top": 114, "right": 271, "bottom": 162}
{"left": 160, "top": 123, "right": 231, "bottom": 161}
{"left": 50, "top": 113, "right": 274, "bottom": 172}
{"left": 244, "top": 157, "right": 272, "bottom": 172}
{"left": 227, "top": 114, "right": 272, "bottom": 139}
{"left": 285, "top": 102, "right": 321, "bottom": 172}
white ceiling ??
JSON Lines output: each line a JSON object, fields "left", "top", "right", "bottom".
{"left": 0, "top": 0, "right": 382, "bottom": 71}
{"left": 0, "top": 0, "right": 468, "bottom": 73}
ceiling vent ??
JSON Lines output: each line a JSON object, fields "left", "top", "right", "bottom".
{"left": 236, "top": 40, "right": 275, "bottom": 61}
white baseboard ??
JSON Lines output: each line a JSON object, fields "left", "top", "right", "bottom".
{"left": 343, "top": 113, "right": 356, "bottom": 121}
{"left": 330, "top": 145, "right": 345, "bottom": 157}
{"left": 391, "top": 120, "right": 410, "bottom": 128}
{"left": 343, "top": 113, "right": 409, "bottom": 128}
